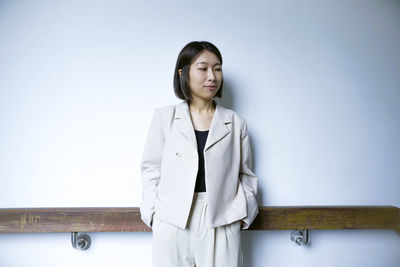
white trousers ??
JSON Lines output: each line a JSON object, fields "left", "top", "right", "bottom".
{"left": 152, "top": 192, "right": 243, "bottom": 267}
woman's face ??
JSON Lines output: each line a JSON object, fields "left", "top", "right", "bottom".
{"left": 187, "top": 50, "right": 223, "bottom": 102}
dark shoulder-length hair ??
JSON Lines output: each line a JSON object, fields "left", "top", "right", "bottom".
{"left": 173, "top": 41, "right": 223, "bottom": 100}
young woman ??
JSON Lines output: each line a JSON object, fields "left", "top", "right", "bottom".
{"left": 140, "top": 41, "right": 258, "bottom": 267}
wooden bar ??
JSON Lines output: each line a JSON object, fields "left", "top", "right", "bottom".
{"left": 249, "top": 206, "right": 400, "bottom": 233}
{"left": 0, "top": 206, "right": 399, "bottom": 234}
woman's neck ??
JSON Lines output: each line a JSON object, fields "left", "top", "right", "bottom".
{"left": 188, "top": 99, "right": 215, "bottom": 114}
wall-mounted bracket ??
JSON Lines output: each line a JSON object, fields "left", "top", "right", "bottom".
{"left": 290, "top": 229, "right": 309, "bottom": 246}
{"left": 71, "top": 232, "right": 91, "bottom": 250}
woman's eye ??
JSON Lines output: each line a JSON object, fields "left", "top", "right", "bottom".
{"left": 198, "top": 68, "right": 207, "bottom": 71}
{"left": 215, "top": 68, "right": 222, "bottom": 71}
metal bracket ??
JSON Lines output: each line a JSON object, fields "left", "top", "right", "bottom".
{"left": 71, "top": 232, "right": 91, "bottom": 250}
{"left": 290, "top": 229, "right": 309, "bottom": 246}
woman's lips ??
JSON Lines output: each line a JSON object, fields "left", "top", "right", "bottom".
{"left": 205, "top": 86, "right": 216, "bottom": 90}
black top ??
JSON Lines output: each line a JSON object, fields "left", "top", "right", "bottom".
{"left": 194, "top": 130, "right": 209, "bottom": 192}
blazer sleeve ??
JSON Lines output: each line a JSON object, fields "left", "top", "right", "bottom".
{"left": 139, "top": 109, "right": 165, "bottom": 228}
{"left": 239, "top": 120, "right": 259, "bottom": 230}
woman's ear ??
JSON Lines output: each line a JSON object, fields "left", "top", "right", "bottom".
{"left": 178, "top": 69, "right": 182, "bottom": 77}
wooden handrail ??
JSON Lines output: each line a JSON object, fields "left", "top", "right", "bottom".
{"left": 0, "top": 206, "right": 399, "bottom": 235}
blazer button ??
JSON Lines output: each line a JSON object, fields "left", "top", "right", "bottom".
{"left": 176, "top": 152, "right": 181, "bottom": 158}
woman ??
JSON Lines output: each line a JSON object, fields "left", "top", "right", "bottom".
{"left": 140, "top": 41, "right": 258, "bottom": 267}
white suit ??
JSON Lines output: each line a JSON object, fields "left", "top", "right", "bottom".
{"left": 140, "top": 100, "right": 258, "bottom": 230}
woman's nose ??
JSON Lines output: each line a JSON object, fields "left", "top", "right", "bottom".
{"left": 207, "top": 69, "right": 216, "bottom": 81}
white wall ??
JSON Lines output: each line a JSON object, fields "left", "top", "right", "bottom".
{"left": 1, "top": 0, "right": 399, "bottom": 266}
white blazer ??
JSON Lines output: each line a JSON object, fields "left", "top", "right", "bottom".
{"left": 139, "top": 100, "right": 258, "bottom": 230}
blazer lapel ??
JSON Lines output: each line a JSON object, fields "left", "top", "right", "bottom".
{"left": 174, "top": 101, "right": 197, "bottom": 149}
{"left": 174, "top": 100, "right": 232, "bottom": 151}
{"left": 204, "top": 101, "right": 232, "bottom": 152}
